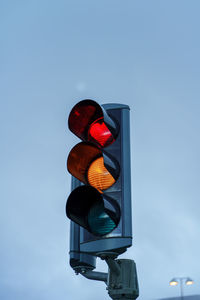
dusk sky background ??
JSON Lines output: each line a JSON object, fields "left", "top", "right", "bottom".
{"left": 1, "top": 1, "right": 200, "bottom": 299}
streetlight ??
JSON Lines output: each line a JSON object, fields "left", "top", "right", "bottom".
{"left": 169, "top": 277, "right": 194, "bottom": 300}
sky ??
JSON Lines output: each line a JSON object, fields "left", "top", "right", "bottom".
{"left": 1, "top": 1, "right": 200, "bottom": 299}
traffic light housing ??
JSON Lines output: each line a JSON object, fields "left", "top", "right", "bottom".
{"left": 66, "top": 99, "right": 132, "bottom": 256}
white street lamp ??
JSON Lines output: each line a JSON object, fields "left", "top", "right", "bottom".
{"left": 169, "top": 277, "right": 194, "bottom": 300}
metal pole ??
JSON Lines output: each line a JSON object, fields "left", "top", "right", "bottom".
{"left": 180, "top": 278, "right": 184, "bottom": 300}
{"left": 80, "top": 269, "right": 108, "bottom": 283}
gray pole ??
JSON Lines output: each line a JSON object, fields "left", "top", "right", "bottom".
{"left": 79, "top": 258, "right": 139, "bottom": 300}
{"left": 180, "top": 278, "right": 184, "bottom": 300}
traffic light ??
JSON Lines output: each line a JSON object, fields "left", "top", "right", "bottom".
{"left": 66, "top": 99, "right": 132, "bottom": 256}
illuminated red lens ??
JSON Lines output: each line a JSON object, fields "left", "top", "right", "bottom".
{"left": 88, "top": 118, "right": 115, "bottom": 147}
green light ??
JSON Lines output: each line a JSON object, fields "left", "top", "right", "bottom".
{"left": 88, "top": 201, "right": 116, "bottom": 236}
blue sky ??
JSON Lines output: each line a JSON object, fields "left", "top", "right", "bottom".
{"left": 1, "top": 1, "right": 200, "bottom": 299}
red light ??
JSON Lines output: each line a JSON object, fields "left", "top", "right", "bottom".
{"left": 68, "top": 104, "right": 97, "bottom": 141}
{"left": 68, "top": 100, "right": 118, "bottom": 148}
{"left": 88, "top": 118, "right": 115, "bottom": 147}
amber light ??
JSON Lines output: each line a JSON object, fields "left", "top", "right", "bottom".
{"left": 87, "top": 157, "right": 115, "bottom": 192}
{"left": 88, "top": 118, "right": 115, "bottom": 148}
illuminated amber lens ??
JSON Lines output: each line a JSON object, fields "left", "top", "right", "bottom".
{"left": 87, "top": 157, "right": 115, "bottom": 192}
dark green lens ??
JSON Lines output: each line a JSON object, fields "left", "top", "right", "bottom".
{"left": 88, "top": 201, "right": 116, "bottom": 236}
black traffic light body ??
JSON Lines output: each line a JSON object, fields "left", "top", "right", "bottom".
{"left": 66, "top": 100, "right": 132, "bottom": 257}
{"left": 69, "top": 176, "right": 96, "bottom": 271}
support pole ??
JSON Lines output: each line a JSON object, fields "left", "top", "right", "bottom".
{"left": 80, "top": 269, "right": 108, "bottom": 283}
{"left": 77, "top": 258, "right": 139, "bottom": 300}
